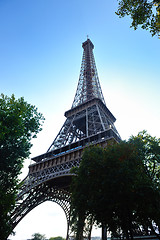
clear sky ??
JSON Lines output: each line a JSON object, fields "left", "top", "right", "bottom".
{"left": 0, "top": 0, "right": 160, "bottom": 239}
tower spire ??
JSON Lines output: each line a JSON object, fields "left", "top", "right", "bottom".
{"left": 72, "top": 38, "right": 105, "bottom": 108}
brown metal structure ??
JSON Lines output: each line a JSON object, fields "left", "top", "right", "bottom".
{"left": 10, "top": 38, "right": 121, "bottom": 239}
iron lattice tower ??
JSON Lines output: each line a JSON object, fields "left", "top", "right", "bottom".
{"left": 10, "top": 39, "right": 121, "bottom": 239}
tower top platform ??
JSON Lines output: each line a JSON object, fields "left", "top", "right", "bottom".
{"left": 82, "top": 38, "right": 94, "bottom": 49}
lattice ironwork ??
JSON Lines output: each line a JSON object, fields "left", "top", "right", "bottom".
{"left": 47, "top": 98, "right": 121, "bottom": 152}
{"left": 72, "top": 39, "right": 105, "bottom": 108}
{"left": 11, "top": 185, "right": 71, "bottom": 228}
{"left": 10, "top": 39, "right": 121, "bottom": 240}
{"left": 47, "top": 39, "right": 120, "bottom": 153}
{"left": 18, "top": 157, "right": 81, "bottom": 199}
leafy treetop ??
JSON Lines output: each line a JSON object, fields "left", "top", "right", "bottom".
{"left": 0, "top": 94, "right": 44, "bottom": 240}
{"left": 116, "top": 0, "right": 160, "bottom": 37}
{"left": 70, "top": 131, "right": 160, "bottom": 240}
{"left": 49, "top": 236, "right": 65, "bottom": 240}
{"left": 31, "top": 233, "right": 46, "bottom": 240}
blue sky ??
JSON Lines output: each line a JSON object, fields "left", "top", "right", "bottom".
{"left": 1, "top": 0, "right": 160, "bottom": 239}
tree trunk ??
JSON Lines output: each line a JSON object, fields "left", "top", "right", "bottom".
{"left": 102, "top": 224, "right": 107, "bottom": 240}
{"left": 76, "top": 214, "right": 85, "bottom": 240}
{"left": 129, "top": 228, "right": 133, "bottom": 240}
{"left": 87, "top": 224, "right": 92, "bottom": 240}
{"left": 125, "top": 230, "right": 129, "bottom": 240}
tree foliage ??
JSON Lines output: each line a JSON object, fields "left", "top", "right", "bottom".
{"left": 116, "top": 0, "right": 160, "bottom": 37}
{"left": 0, "top": 94, "right": 44, "bottom": 239}
{"left": 129, "top": 131, "right": 160, "bottom": 183}
{"left": 70, "top": 131, "right": 160, "bottom": 240}
{"left": 49, "top": 236, "right": 65, "bottom": 240}
{"left": 31, "top": 233, "right": 46, "bottom": 240}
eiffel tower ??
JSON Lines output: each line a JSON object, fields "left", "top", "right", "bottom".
{"left": 10, "top": 38, "right": 121, "bottom": 239}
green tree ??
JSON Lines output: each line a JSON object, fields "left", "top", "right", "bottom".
{"left": 49, "top": 236, "right": 65, "bottom": 240}
{"left": 70, "top": 132, "right": 160, "bottom": 239}
{"left": 128, "top": 131, "right": 160, "bottom": 237}
{"left": 129, "top": 130, "right": 160, "bottom": 184}
{"left": 116, "top": 0, "right": 160, "bottom": 37}
{"left": 31, "top": 233, "right": 46, "bottom": 240}
{"left": 0, "top": 94, "right": 44, "bottom": 240}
